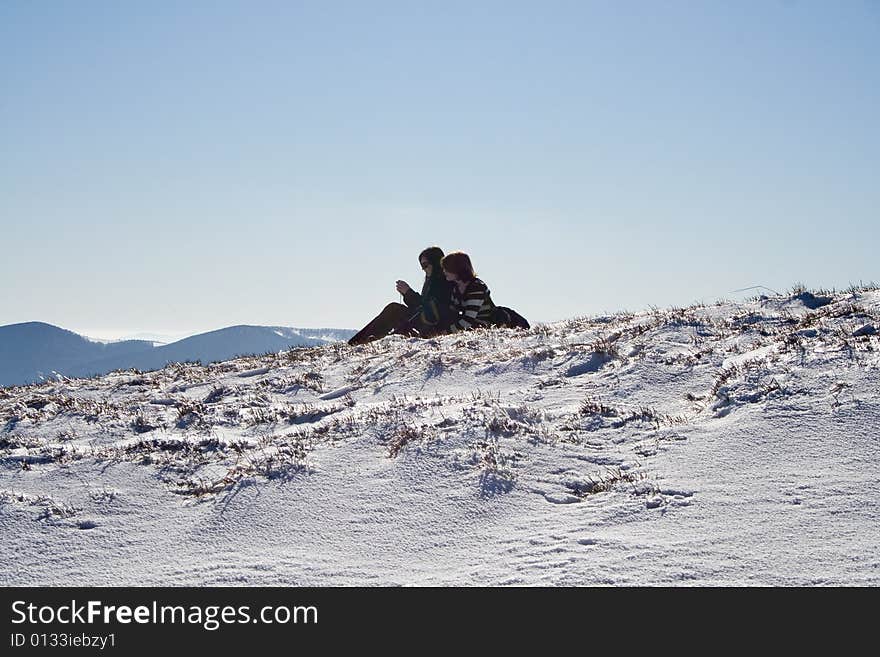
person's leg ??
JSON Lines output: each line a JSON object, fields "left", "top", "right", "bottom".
{"left": 394, "top": 315, "right": 443, "bottom": 339}
{"left": 391, "top": 317, "right": 419, "bottom": 338}
{"left": 348, "top": 303, "right": 410, "bottom": 345}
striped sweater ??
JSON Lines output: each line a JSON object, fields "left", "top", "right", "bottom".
{"left": 448, "top": 278, "right": 494, "bottom": 333}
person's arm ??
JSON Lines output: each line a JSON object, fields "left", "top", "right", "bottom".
{"left": 402, "top": 288, "right": 422, "bottom": 309}
{"left": 396, "top": 280, "right": 421, "bottom": 309}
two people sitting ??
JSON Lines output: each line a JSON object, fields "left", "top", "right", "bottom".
{"left": 348, "top": 247, "right": 527, "bottom": 346}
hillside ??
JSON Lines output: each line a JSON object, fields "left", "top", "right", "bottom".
{"left": 1, "top": 287, "right": 878, "bottom": 585}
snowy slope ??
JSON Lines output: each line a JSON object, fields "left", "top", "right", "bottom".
{"left": 1, "top": 289, "right": 878, "bottom": 585}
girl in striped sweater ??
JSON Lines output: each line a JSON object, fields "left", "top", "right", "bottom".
{"left": 441, "top": 251, "right": 495, "bottom": 333}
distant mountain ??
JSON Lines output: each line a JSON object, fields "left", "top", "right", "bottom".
{"left": 0, "top": 322, "right": 155, "bottom": 388}
{"left": 113, "top": 332, "right": 186, "bottom": 345}
{"left": 83, "top": 326, "right": 354, "bottom": 376}
{"left": 0, "top": 322, "right": 355, "bottom": 387}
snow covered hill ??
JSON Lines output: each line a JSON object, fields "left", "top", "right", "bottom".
{"left": 0, "top": 323, "right": 355, "bottom": 387}
{"left": 1, "top": 288, "right": 878, "bottom": 585}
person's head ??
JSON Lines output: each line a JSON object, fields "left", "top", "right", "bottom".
{"left": 419, "top": 246, "right": 444, "bottom": 277}
{"left": 441, "top": 251, "right": 476, "bottom": 284}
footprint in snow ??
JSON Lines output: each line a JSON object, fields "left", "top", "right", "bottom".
{"left": 565, "top": 353, "right": 612, "bottom": 378}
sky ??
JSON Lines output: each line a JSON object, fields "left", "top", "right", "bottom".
{"left": 2, "top": 1, "right": 878, "bottom": 339}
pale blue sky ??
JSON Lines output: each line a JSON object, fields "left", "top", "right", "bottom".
{"left": 2, "top": 1, "right": 878, "bottom": 337}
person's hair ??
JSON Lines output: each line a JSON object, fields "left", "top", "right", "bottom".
{"left": 441, "top": 251, "right": 476, "bottom": 282}
{"left": 419, "top": 246, "right": 444, "bottom": 270}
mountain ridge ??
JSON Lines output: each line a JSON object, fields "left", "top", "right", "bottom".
{"left": 0, "top": 322, "right": 355, "bottom": 387}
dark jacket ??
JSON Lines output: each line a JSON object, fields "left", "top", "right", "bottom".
{"left": 403, "top": 274, "right": 454, "bottom": 329}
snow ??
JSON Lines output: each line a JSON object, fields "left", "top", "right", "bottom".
{"left": 1, "top": 289, "right": 879, "bottom": 585}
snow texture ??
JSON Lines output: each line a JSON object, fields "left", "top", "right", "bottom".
{"left": 1, "top": 289, "right": 879, "bottom": 585}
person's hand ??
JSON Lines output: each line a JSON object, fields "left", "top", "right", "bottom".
{"left": 396, "top": 280, "right": 411, "bottom": 295}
